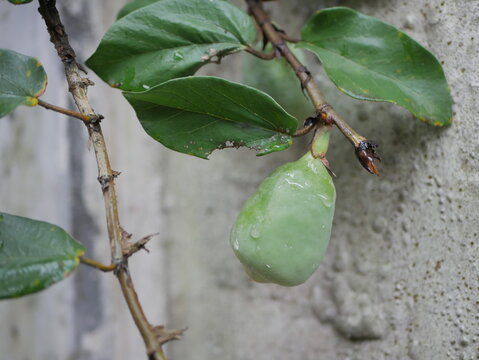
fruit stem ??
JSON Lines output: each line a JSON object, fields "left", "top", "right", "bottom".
{"left": 311, "top": 125, "right": 331, "bottom": 158}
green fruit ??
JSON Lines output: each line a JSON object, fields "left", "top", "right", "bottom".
{"left": 230, "top": 151, "right": 336, "bottom": 286}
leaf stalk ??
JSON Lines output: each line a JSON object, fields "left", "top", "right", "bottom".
{"left": 37, "top": 99, "right": 97, "bottom": 122}
{"left": 80, "top": 256, "right": 117, "bottom": 272}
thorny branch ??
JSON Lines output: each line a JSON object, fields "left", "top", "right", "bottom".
{"left": 246, "top": 0, "right": 381, "bottom": 175}
{"left": 37, "top": 1, "right": 172, "bottom": 359}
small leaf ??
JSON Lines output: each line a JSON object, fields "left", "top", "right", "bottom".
{"left": 7, "top": 0, "right": 33, "bottom": 4}
{"left": 116, "top": 0, "right": 162, "bottom": 19}
{"left": 87, "top": 0, "right": 256, "bottom": 91}
{"left": 299, "top": 7, "right": 453, "bottom": 126}
{"left": 243, "top": 45, "right": 312, "bottom": 120}
{"left": 0, "top": 212, "right": 85, "bottom": 299}
{"left": 123, "top": 76, "right": 298, "bottom": 158}
{"left": 0, "top": 49, "right": 47, "bottom": 118}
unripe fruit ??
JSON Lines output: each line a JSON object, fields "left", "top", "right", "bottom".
{"left": 230, "top": 151, "right": 336, "bottom": 286}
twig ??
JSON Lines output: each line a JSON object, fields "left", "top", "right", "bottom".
{"left": 37, "top": 1, "right": 169, "bottom": 359}
{"left": 80, "top": 256, "right": 117, "bottom": 272}
{"left": 37, "top": 99, "right": 97, "bottom": 122}
{"left": 245, "top": 45, "right": 276, "bottom": 60}
{"left": 278, "top": 32, "right": 300, "bottom": 43}
{"left": 246, "top": 0, "right": 380, "bottom": 175}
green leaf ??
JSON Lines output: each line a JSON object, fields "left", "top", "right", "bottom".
{"left": 87, "top": 0, "right": 256, "bottom": 91}
{"left": 299, "top": 7, "right": 453, "bottom": 126}
{"left": 117, "top": 0, "right": 162, "bottom": 19}
{"left": 0, "top": 212, "right": 85, "bottom": 299}
{"left": 123, "top": 76, "right": 298, "bottom": 158}
{"left": 7, "top": 0, "right": 33, "bottom": 4}
{"left": 0, "top": 49, "right": 47, "bottom": 118}
{"left": 242, "top": 45, "right": 312, "bottom": 120}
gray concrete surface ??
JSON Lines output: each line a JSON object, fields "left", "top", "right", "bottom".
{"left": 0, "top": 0, "right": 477, "bottom": 359}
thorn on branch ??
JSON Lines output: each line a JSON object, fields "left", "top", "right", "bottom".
{"left": 154, "top": 326, "right": 187, "bottom": 345}
{"left": 121, "top": 229, "right": 159, "bottom": 258}
{"left": 355, "top": 140, "right": 381, "bottom": 175}
{"left": 278, "top": 32, "right": 300, "bottom": 43}
{"left": 261, "top": 30, "right": 269, "bottom": 50}
{"left": 295, "top": 66, "right": 312, "bottom": 91}
{"left": 271, "top": 23, "right": 300, "bottom": 43}
{"left": 77, "top": 62, "right": 88, "bottom": 74}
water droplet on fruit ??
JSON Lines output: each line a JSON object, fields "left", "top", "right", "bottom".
{"left": 318, "top": 192, "right": 334, "bottom": 208}
{"left": 250, "top": 226, "right": 260, "bottom": 239}
{"left": 232, "top": 238, "right": 239, "bottom": 250}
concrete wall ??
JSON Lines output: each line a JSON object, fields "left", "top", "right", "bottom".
{"left": 0, "top": 0, "right": 477, "bottom": 359}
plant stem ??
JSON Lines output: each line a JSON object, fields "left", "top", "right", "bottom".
{"left": 246, "top": 0, "right": 366, "bottom": 147}
{"left": 246, "top": 0, "right": 380, "bottom": 174}
{"left": 37, "top": 99, "right": 93, "bottom": 122}
{"left": 38, "top": 1, "right": 167, "bottom": 359}
{"left": 80, "top": 256, "right": 117, "bottom": 272}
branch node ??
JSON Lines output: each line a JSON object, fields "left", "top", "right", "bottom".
{"left": 113, "top": 258, "right": 129, "bottom": 276}
{"left": 97, "top": 174, "right": 114, "bottom": 192}
{"left": 69, "top": 77, "right": 94, "bottom": 93}
{"left": 90, "top": 114, "right": 104, "bottom": 124}
{"left": 317, "top": 104, "right": 335, "bottom": 125}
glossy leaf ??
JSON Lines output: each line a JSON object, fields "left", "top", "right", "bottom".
{"left": 299, "top": 7, "right": 453, "bottom": 126}
{"left": 0, "top": 49, "right": 47, "bottom": 118}
{"left": 0, "top": 212, "right": 85, "bottom": 299}
{"left": 87, "top": 0, "right": 256, "bottom": 91}
{"left": 7, "top": 0, "right": 33, "bottom": 4}
{"left": 116, "top": 0, "right": 162, "bottom": 19}
{"left": 123, "top": 76, "right": 298, "bottom": 158}
{"left": 243, "top": 45, "right": 312, "bottom": 120}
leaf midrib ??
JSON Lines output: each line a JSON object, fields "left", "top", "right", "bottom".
{"left": 135, "top": 90, "right": 290, "bottom": 136}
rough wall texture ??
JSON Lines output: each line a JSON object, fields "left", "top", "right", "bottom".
{"left": 0, "top": 1, "right": 477, "bottom": 360}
